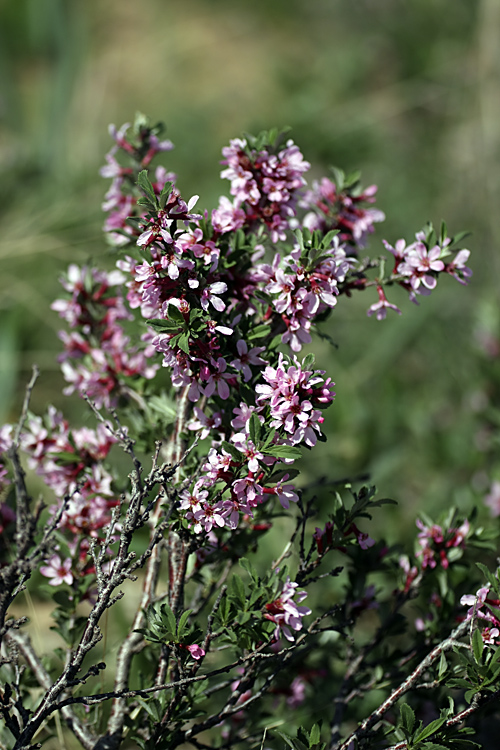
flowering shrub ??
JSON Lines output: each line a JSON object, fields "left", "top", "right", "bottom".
{"left": 0, "top": 114, "right": 498, "bottom": 750}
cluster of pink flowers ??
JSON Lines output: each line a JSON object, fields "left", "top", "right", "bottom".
{"left": 264, "top": 576, "right": 312, "bottom": 641}
{"left": 21, "top": 407, "right": 118, "bottom": 545}
{"left": 461, "top": 586, "right": 500, "bottom": 644}
{"left": 214, "top": 136, "right": 310, "bottom": 242}
{"left": 256, "top": 354, "right": 335, "bottom": 446}
{"left": 383, "top": 232, "right": 472, "bottom": 302}
{"left": 178, "top": 407, "right": 302, "bottom": 536}
{"left": 101, "top": 122, "right": 175, "bottom": 247}
{"left": 251, "top": 237, "right": 354, "bottom": 351}
{"left": 301, "top": 176, "right": 385, "bottom": 248}
{"left": 52, "top": 265, "right": 158, "bottom": 408}
{"left": 22, "top": 117, "right": 472, "bottom": 607}
{"left": 362, "top": 231, "right": 473, "bottom": 322}
{"left": 415, "top": 517, "right": 470, "bottom": 570}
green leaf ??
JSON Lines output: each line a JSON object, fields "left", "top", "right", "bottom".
{"left": 450, "top": 230, "right": 471, "bottom": 247}
{"left": 472, "top": 629, "right": 484, "bottom": 664}
{"left": 274, "top": 732, "right": 297, "bottom": 750}
{"left": 249, "top": 412, "right": 262, "bottom": 444}
{"left": 49, "top": 450, "right": 79, "bottom": 465}
{"left": 330, "top": 166, "right": 345, "bottom": 191}
{"left": 166, "top": 304, "right": 185, "bottom": 323}
{"left": 302, "top": 353, "right": 315, "bottom": 371}
{"left": 177, "top": 332, "right": 190, "bottom": 354}
{"left": 400, "top": 703, "right": 415, "bottom": 735}
{"left": 475, "top": 562, "right": 498, "bottom": 591}
{"left": 240, "top": 557, "right": 259, "bottom": 582}
{"left": 414, "top": 717, "right": 446, "bottom": 743}
{"left": 309, "top": 724, "right": 321, "bottom": 746}
{"left": 177, "top": 609, "right": 193, "bottom": 639}
{"left": 438, "top": 651, "right": 448, "bottom": 678}
{"left": 247, "top": 323, "right": 271, "bottom": 341}
{"left": 274, "top": 733, "right": 307, "bottom": 750}
{"left": 263, "top": 444, "right": 302, "bottom": 460}
{"left": 147, "top": 318, "right": 180, "bottom": 332}
{"left": 137, "top": 170, "right": 158, "bottom": 205}
{"left": 229, "top": 575, "right": 246, "bottom": 607}
{"left": 236, "top": 610, "right": 251, "bottom": 624}
{"left": 221, "top": 440, "right": 241, "bottom": 461}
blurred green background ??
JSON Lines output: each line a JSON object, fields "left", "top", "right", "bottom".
{"left": 1, "top": 0, "right": 500, "bottom": 539}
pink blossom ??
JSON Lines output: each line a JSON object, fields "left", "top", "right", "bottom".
{"left": 193, "top": 501, "right": 226, "bottom": 534}
{"left": 399, "top": 243, "right": 444, "bottom": 291}
{"left": 460, "top": 586, "right": 500, "bottom": 644}
{"left": 348, "top": 523, "right": 375, "bottom": 550}
{"left": 231, "top": 340, "right": 266, "bottom": 382}
{"left": 187, "top": 407, "right": 223, "bottom": 440}
{"left": 445, "top": 249, "right": 472, "bottom": 285}
{"left": 485, "top": 481, "right": 500, "bottom": 517}
{"left": 265, "top": 577, "right": 311, "bottom": 642}
{"left": 200, "top": 281, "right": 227, "bottom": 312}
{"left": 201, "top": 357, "right": 233, "bottom": 400}
{"left": 367, "top": 286, "right": 402, "bottom": 321}
{"left": 313, "top": 521, "right": 334, "bottom": 554}
{"left": 231, "top": 434, "right": 264, "bottom": 473}
{"left": 40, "top": 555, "right": 74, "bottom": 586}
{"left": 232, "top": 475, "right": 263, "bottom": 506}
{"left": 301, "top": 176, "right": 385, "bottom": 248}
{"left": 262, "top": 475, "right": 299, "bottom": 510}
{"left": 185, "top": 644, "right": 205, "bottom": 660}
{"left": 416, "top": 517, "right": 469, "bottom": 569}
{"left": 211, "top": 196, "right": 246, "bottom": 234}
{"left": 286, "top": 676, "right": 307, "bottom": 708}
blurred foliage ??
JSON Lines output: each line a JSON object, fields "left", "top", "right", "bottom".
{"left": 1, "top": 0, "right": 500, "bottom": 543}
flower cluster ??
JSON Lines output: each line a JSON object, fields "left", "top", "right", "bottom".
{"left": 264, "top": 576, "right": 312, "bottom": 641}
{"left": 21, "top": 407, "right": 118, "bottom": 548}
{"left": 52, "top": 265, "right": 158, "bottom": 408}
{"left": 0, "top": 115, "right": 490, "bottom": 750}
{"left": 252, "top": 235, "right": 354, "bottom": 351}
{"left": 415, "top": 517, "right": 470, "bottom": 570}
{"left": 461, "top": 586, "right": 500, "bottom": 644}
{"left": 382, "top": 228, "right": 472, "bottom": 303}
{"left": 301, "top": 173, "right": 385, "bottom": 248}
{"left": 256, "top": 354, "right": 334, "bottom": 447}
{"left": 215, "top": 134, "right": 310, "bottom": 242}
{"left": 101, "top": 120, "right": 175, "bottom": 247}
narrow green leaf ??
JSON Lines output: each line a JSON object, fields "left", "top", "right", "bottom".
{"left": 414, "top": 716, "right": 446, "bottom": 743}
{"left": 229, "top": 575, "right": 246, "bottom": 607}
{"left": 177, "top": 332, "right": 190, "bottom": 354}
{"left": 247, "top": 323, "right": 271, "bottom": 341}
{"left": 147, "top": 318, "right": 179, "bottom": 332}
{"left": 137, "top": 169, "right": 158, "bottom": 205}
{"left": 263, "top": 444, "right": 302, "bottom": 460}
{"left": 166, "top": 304, "right": 185, "bottom": 323}
{"left": 438, "top": 650, "right": 448, "bottom": 678}
{"left": 472, "top": 628, "right": 484, "bottom": 664}
{"left": 400, "top": 703, "right": 415, "bottom": 734}
{"left": 177, "top": 609, "right": 193, "bottom": 638}
{"left": 309, "top": 724, "right": 321, "bottom": 746}
{"left": 249, "top": 412, "right": 262, "bottom": 444}
{"left": 302, "top": 353, "right": 315, "bottom": 371}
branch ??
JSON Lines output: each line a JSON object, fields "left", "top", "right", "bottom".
{"left": 336, "top": 619, "right": 470, "bottom": 750}
{"left": 6, "top": 629, "right": 98, "bottom": 750}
